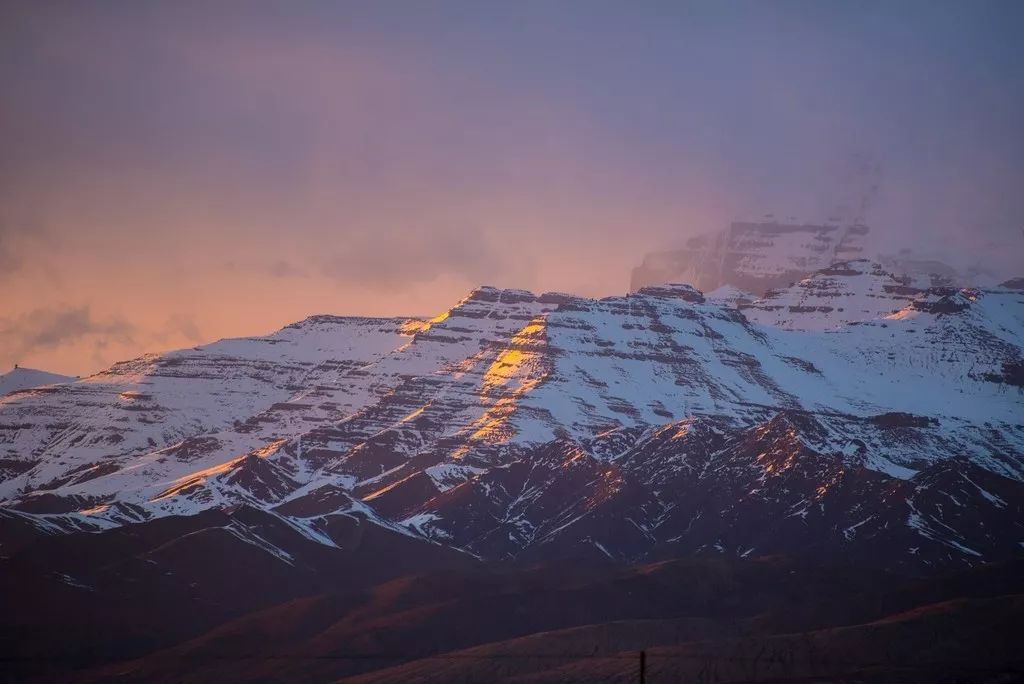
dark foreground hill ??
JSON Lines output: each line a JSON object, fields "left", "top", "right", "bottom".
{"left": 3, "top": 508, "right": 1023, "bottom": 683}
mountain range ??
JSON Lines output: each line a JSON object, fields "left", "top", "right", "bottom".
{"left": 2, "top": 256, "right": 1023, "bottom": 682}
{"left": 3, "top": 259, "right": 1023, "bottom": 568}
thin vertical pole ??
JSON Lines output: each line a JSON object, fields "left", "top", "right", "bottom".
{"left": 639, "top": 649, "right": 646, "bottom": 684}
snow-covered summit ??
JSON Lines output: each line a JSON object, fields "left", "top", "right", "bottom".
{"left": 0, "top": 367, "right": 75, "bottom": 396}
{"left": 634, "top": 282, "right": 706, "bottom": 302}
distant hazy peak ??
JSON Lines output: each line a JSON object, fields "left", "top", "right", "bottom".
{"left": 631, "top": 219, "right": 869, "bottom": 296}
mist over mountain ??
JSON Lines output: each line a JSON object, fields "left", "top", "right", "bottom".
{"left": 3, "top": 1, "right": 1023, "bottom": 375}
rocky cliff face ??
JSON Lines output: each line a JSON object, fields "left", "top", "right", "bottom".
{"left": 1, "top": 280, "right": 1023, "bottom": 573}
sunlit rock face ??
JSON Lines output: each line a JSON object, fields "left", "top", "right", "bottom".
{"left": 630, "top": 220, "right": 870, "bottom": 296}
{"left": 1, "top": 279, "right": 1022, "bottom": 573}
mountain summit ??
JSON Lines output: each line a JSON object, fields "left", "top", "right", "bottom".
{"left": 0, "top": 366, "right": 74, "bottom": 396}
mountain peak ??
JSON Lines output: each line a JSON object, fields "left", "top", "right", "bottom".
{"left": 463, "top": 286, "right": 538, "bottom": 304}
{"left": 634, "top": 282, "right": 706, "bottom": 303}
{"left": 0, "top": 366, "right": 75, "bottom": 396}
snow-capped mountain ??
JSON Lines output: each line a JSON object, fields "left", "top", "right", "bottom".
{"left": 1, "top": 278, "right": 1022, "bottom": 573}
{"left": 0, "top": 366, "right": 75, "bottom": 396}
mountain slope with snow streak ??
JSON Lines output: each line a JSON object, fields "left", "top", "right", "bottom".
{"left": 1, "top": 282, "right": 1022, "bottom": 572}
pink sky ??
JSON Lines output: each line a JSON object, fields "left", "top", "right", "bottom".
{"left": 2, "top": 2, "right": 1022, "bottom": 375}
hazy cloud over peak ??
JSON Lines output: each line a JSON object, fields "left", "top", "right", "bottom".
{"left": 0, "top": 306, "right": 135, "bottom": 369}
{"left": 1, "top": 0, "right": 1022, "bottom": 374}
{"left": 319, "top": 223, "right": 523, "bottom": 292}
